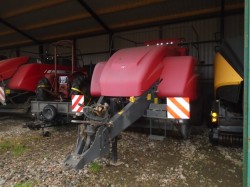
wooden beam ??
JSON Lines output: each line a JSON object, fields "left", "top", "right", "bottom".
{"left": 23, "top": 14, "right": 89, "bottom": 31}
{"left": 1, "top": 0, "right": 165, "bottom": 32}
{"left": 0, "top": 28, "right": 103, "bottom": 48}
{"left": 0, "top": 18, "right": 40, "bottom": 44}
{"left": 109, "top": 3, "right": 244, "bottom": 29}
{"left": 0, "top": 40, "right": 31, "bottom": 48}
{"left": 0, "top": 2, "right": 244, "bottom": 48}
{"left": 0, "top": 1, "right": 242, "bottom": 36}
{"left": 0, "top": 30, "right": 13, "bottom": 36}
{"left": 41, "top": 28, "right": 102, "bottom": 40}
{"left": 37, "top": 3, "right": 244, "bottom": 41}
{"left": 97, "top": 0, "right": 165, "bottom": 15}
{"left": 78, "top": 0, "right": 112, "bottom": 34}
{"left": 0, "top": 0, "right": 70, "bottom": 37}
{"left": 1, "top": 0, "right": 69, "bottom": 18}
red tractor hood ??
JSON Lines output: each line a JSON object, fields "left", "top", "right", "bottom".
{"left": 0, "top": 56, "right": 29, "bottom": 81}
{"left": 91, "top": 45, "right": 193, "bottom": 97}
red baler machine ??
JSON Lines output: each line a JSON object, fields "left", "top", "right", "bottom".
{"left": 64, "top": 39, "right": 202, "bottom": 170}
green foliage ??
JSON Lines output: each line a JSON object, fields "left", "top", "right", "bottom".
{"left": 0, "top": 140, "right": 28, "bottom": 156}
{"left": 0, "top": 140, "right": 12, "bottom": 152}
{"left": 12, "top": 144, "right": 27, "bottom": 156}
{"left": 53, "top": 126, "right": 61, "bottom": 132}
{"left": 13, "top": 181, "right": 32, "bottom": 187}
{"left": 89, "top": 161, "right": 101, "bottom": 173}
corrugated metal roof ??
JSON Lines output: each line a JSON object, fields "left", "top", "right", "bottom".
{"left": 0, "top": 0, "right": 243, "bottom": 49}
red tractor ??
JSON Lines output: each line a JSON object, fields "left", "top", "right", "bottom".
{"left": 0, "top": 40, "right": 89, "bottom": 116}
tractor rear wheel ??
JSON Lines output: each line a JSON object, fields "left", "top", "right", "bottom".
{"left": 70, "top": 74, "right": 91, "bottom": 104}
{"left": 36, "top": 77, "right": 51, "bottom": 101}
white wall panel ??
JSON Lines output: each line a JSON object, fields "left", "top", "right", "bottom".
{"left": 88, "top": 15, "right": 241, "bottom": 79}
{"left": 77, "top": 35, "right": 110, "bottom": 53}
{"left": 78, "top": 53, "right": 110, "bottom": 66}
{"left": 19, "top": 45, "right": 40, "bottom": 58}
{"left": 224, "top": 14, "right": 244, "bottom": 38}
{"left": 162, "top": 20, "right": 218, "bottom": 42}
{"left": 113, "top": 27, "right": 160, "bottom": 49}
{"left": 0, "top": 14, "right": 243, "bottom": 79}
{"left": 0, "top": 50, "right": 12, "bottom": 58}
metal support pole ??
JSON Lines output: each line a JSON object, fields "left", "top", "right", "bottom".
{"left": 220, "top": 0, "right": 225, "bottom": 39}
{"left": 72, "top": 40, "right": 76, "bottom": 73}
{"left": 15, "top": 49, "right": 20, "bottom": 57}
{"left": 39, "top": 45, "right": 44, "bottom": 62}
{"left": 54, "top": 44, "right": 58, "bottom": 93}
{"left": 150, "top": 118, "right": 152, "bottom": 136}
{"left": 159, "top": 25, "right": 163, "bottom": 39}
{"left": 243, "top": 0, "right": 250, "bottom": 186}
{"left": 111, "top": 136, "right": 118, "bottom": 163}
{"left": 109, "top": 34, "right": 114, "bottom": 57}
{"left": 78, "top": 0, "right": 112, "bottom": 34}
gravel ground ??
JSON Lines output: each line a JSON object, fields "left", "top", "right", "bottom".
{"left": 0, "top": 116, "right": 243, "bottom": 187}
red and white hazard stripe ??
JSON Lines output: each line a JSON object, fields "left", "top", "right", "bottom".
{"left": 166, "top": 97, "right": 190, "bottom": 119}
{"left": 0, "top": 87, "right": 5, "bottom": 105}
{"left": 72, "top": 95, "right": 84, "bottom": 112}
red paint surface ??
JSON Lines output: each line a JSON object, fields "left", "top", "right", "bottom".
{"left": 157, "top": 56, "right": 197, "bottom": 101}
{"left": 0, "top": 56, "right": 29, "bottom": 81}
{"left": 91, "top": 45, "right": 197, "bottom": 100}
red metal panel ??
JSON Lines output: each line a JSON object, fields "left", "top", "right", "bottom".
{"left": 98, "top": 45, "right": 182, "bottom": 97}
{"left": 157, "top": 56, "right": 197, "bottom": 101}
{"left": 90, "top": 61, "right": 106, "bottom": 96}
{"left": 8, "top": 63, "right": 73, "bottom": 92}
{"left": 0, "top": 56, "right": 29, "bottom": 81}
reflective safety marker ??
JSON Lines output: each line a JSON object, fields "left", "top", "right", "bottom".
{"left": 0, "top": 87, "right": 5, "bottom": 105}
{"left": 166, "top": 97, "right": 190, "bottom": 119}
{"left": 147, "top": 94, "right": 151, "bottom": 100}
{"left": 129, "top": 96, "right": 136, "bottom": 103}
{"left": 118, "top": 110, "right": 124, "bottom": 115}
{"left": 72, "top": 95, "right": 84, "bottom": 112}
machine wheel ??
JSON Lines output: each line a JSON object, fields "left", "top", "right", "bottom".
{"left": 209, "top": 128, "right": 219, "bottom": 145}
{"left": 180, "top": 120, "right": 191, "bottom": 139}
{"left": 36, "top": 77, "right": 51, "bottom": 101}
{"left": 42, "top": 105, "right": 57, "bottom": 121}
{"left": 190, "top": 99, "right": 204, "bottom": 126}
{"left": 70, "top": 74, "right": 91, "bottom": 104}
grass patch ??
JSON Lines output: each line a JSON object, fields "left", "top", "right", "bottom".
{"left": 0, "top": 134, "right": 42, "bottom": 156}
{"left": 13, "top": 181, "right": 32, "bottom": 187}
{"left": 53, "top": 126, "right": 62, "bottom": 132}
{"left": 12, "top": 144, "right": 27, "bottom": 156}
{"left": 28, "top": 135, "right": 43, "bottom": 141}
{"left": 0, "top": 140, "right": 28, "bottom": 156}
{"left": 0, "top": 140, "right": 12, "bottom": 152}
{"left": 89, "top": 161, "right": 102, "bottom": 173}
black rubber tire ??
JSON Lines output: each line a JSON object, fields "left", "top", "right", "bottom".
{"left": 189, "top": 99, "right": 204, "bottom": 126}
{"left": 70, "top": 74, "right": 91, "bottom": 104}
{"left": 42, "top": 105, "right": 57, "bottom": 121}
{"left": 36, "top": 77, "right": 51, "bottom": 101}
